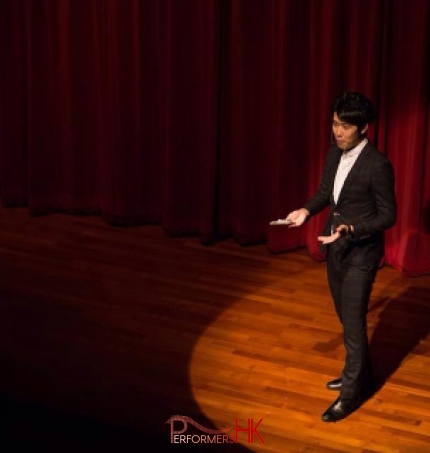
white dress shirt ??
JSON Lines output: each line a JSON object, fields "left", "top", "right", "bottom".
{"left": 333, "top": 138, "right": 368, "bottom": 204}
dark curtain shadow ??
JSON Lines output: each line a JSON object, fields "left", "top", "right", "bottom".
{"left": 365, "top": 285, "right": 430, "bottom": 399}
{"left": 424, "top": 199, "right": 430, "bottom": 234}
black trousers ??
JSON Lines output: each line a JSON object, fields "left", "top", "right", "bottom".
{"left": 326, "top": 246, "right": 378, "bottom": 399}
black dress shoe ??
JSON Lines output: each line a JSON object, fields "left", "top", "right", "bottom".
{"left": 326, "top": 377, "right": 342, "bottom": 390}
{"left": 321, "top": 396, "right": 361, "bottom": 422}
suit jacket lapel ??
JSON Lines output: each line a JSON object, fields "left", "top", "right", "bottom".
{"left": 336, "top": 143, "right": 371, "bottom": 207}
{"left": 329, "top": 150, "right": 342, "bottom": 205}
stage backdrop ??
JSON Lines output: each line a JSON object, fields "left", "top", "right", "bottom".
{"left": 1, "top": 0, "right": 429, "bottom": 276}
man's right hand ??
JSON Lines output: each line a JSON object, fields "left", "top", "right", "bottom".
{"left": 285, "top": 208, "right": 309, "bottom": 227}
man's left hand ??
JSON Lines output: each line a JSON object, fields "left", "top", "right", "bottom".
{"left": 317, "top": 224, "right": 350, "bottom": 244}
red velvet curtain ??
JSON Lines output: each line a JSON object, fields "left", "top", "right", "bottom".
{"left": 1, "top": 0, "right": 430, "bottom": 276}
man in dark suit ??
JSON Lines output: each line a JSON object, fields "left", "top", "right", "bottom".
{"left": 286, "top": 92, "right": 397, "bottom": 422}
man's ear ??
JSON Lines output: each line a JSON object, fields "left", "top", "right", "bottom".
{"left": 360, "top": 124, "right": 369, "bottom": 136}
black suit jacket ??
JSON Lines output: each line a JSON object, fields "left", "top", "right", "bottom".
{"left": 304, "top": 141, "right": 397, "bottom": 266}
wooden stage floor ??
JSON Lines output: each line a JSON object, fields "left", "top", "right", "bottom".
{"left": 1, "top": 206, "right": 430, "bottom": 452}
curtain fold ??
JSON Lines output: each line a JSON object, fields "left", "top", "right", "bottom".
{"left": 1, "top": 0, "right": 430, "bottom": 276}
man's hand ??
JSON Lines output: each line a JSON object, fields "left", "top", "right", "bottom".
{"left": 318, "top": 232, "right": 341, "bottom": 244}
{"left": 285, "top": 208, "right": 310, "bottom": 227}
{"left": 318, "top": 224, "right": 350, "bottom": 244}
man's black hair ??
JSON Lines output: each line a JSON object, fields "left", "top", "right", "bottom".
{"left": 331, "top": 92, "right": 375, "bottom": 133}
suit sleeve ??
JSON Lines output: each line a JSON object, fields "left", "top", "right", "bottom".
{"left": 353, "top": 157, "right": 397, "bottom": 238}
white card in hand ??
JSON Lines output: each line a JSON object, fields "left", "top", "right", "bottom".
{"left": 269, "top": 219, "right": 292, "bottom": 225}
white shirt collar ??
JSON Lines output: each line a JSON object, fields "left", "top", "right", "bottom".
{"left": 342, "top": 138, "right": 368, "bottom": 158}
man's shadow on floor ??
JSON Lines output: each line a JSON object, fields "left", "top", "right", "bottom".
{"left": 364, "top": 283, "right": 430, "bottom": 400}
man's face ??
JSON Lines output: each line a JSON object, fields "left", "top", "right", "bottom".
{"left": 332, "top": 112, "right": 368, "bottom": 151}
